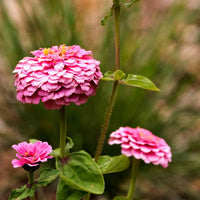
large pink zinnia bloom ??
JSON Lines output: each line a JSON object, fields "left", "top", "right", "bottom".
{"left": 13, "top": 45, "right": 102, "bottom": 109}
{"left": 109, "top": 127, "right": 172, "bottom": 168}
{"left": 12, "top": 141, "right": 53, "bottom": 168}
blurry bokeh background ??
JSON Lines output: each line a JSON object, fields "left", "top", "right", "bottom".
{"left": 0, "top": 0, "right": 200, "bottom": 199}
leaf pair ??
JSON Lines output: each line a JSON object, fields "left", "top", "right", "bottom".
{"left": 56, "top": 150, "right": 104, "bottom": 200}
{"left": 9, "top": 169, "right": 59, "bottom": 200}
{"left": 102, "top": 70, "right": 160, "bottom": 91}
{"left": 56, "top": 151, "right": 130, "bottom": 200}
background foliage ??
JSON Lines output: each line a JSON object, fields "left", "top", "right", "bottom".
{"left": 0, "top": 0, "right": 200, "bottom": 199}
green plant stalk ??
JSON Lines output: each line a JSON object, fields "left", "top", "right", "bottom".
{"left": 114, "top": 0, "right": 120, "bottom": 70}
{"left": 94, "top": 80, "right": 119, "bottom": 161}
{"left": 94, "top": 0, "right": 121, "bottom": 162}
{"left": 28, "top": 171, "right": 35, "bottom": 200}
{"left": 60, "top": 106, "right": 67, "bottom": 158}
{"left": 127, "top": 158, "right": 140, "bottom": 199}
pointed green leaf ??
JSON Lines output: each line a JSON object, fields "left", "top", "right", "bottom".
{"left": 101, "top": 70, "right": 126, "bottom": 81}
{"left": 57, "top": 180, "right": 86, "bottom": 200}
{"left": 113, "top": 70, "right": 126, "bottom": 80}
{"left": 113, "top": 197, "right": 131, "bottom": 200}
{"left": 101, "top": 6, "right": 113, "bottom": 26}
{"left": 120, "top": 74, "right": 160, "bottom": 91}
{"left": 97, "top": 155, "right": 130, "bottom": 174}
{"left": 101, "top": 71, "right": 114, "bottom": 81}
{"left": 35, "top": 168, "right": 59, "bottom": 187}
{"left": 66, "top": 136, "right": 74, "bottom": 150}
{"left": 56, "top": 150, "right": 104, "bottom": 194}
{"left": 9, "top": 185, "right": 35, "bottom": 200}
{"left": 102, "top": 71, "right": 160, "bottom": 91}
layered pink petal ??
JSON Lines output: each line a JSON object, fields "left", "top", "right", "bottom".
{"left": 109, "top": 127, "right": 172, "bottom": 168}
{"left": 13, "top": 45, "right": 102, "bottom": 110}
{"left": 11, "top": 141, "right": 53, "bottom": 168}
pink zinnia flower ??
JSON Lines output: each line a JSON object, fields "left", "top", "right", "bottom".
{"left": 13, "top": 45, "right": 102, "bottom": 109}
{"left": 11, "top": 141, "right": 53, "bottom": 168}
{"left": 109, "top": 127, "right": 172, "bottom": 168}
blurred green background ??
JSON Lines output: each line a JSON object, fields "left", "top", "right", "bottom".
{"left": 0, "top": 0, "right": 200, "bottom": 199}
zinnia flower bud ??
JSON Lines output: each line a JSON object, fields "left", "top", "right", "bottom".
{"left": 11, "top": 141, "right": 53, "bottom": 171}
{"left": 109, "top": 127, "right": 172, "bottom": 168}
{"left": 13, "top": 45, "right": 102, "bottom": 109}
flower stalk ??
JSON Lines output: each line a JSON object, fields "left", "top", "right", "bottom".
{"left": 28, "top": 171, "right": 35, "bottom": 200}
{"left": 28, "top": 171, "right": 34, "bottom": 186}
{"left": 94, "top": 80, "right": 119, "bottom": 161}
{"left": 114, "top": 0, "right": 120, "bottom": 70}
{"left": 60, "top": 106, "right": 67, "bottom": 158}
{"left": 127, "top": 158, "right": 140, "bottom": 199}
{"left": 94, "top": 0, "right": 121, "bottom": 162}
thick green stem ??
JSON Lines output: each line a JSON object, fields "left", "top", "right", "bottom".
{"left": 60, "top": 106, "right": 67, "bottom": 158}
{"left": 114, "top": 0, "right": 120, "bottom": 70}
{"left": 94, "top": 0, "right": 121, "bottom": 162}
{"left": 127, "top": 158, "right": 140, "bottom": 199}
{"left": 94, "top": 81, "right": 119, "bottom": 162}
{"left": 28, "top": 171, "right": 34, "bottom": 185}
{"left": 28, "top": 172, "right": 35, "bottom": 200}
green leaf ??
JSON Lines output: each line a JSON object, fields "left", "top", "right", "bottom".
{"left": 113, "top": 70, "right": 126, "bottom": 80}
{"left": 122, "top": 0, "right": 140, "bottom": 8}
{"left": 66, "top": 136, "right": 74, "bottom": 150}
{"left": 56, "top": 150, "right": 105, "bottom": 194}
{"left": 102, "top": 71, "right": 160, "bottom": 92}
{"left": 51, "top": 137, "right": 74, "bottom": 157}
{"left": 35, "top": 168, "right": 59, "bottom": 187}
{"left": 113, "top": 197, "right": 131, "bottom": 200}
{"left": 9, "top": 185, "right": 35, "bottom": 200}
{"left": 97, "top": 155, "right": 130, "bottom": 174}
{"left": 29, "top": 138, "right": 39, "bottom": 144}
{"left": 101, "top": 70, "right": 126, "bottom": 81}
{"left": 101, "top": 71, "right": 114, "bottom": 81}
{"left": 57, "top": 180, "right": 86, "bottom": 200}
{"left": 101, "top": 6, "right": 113, "bottom": 26}
{"left": 120, "top": 74, "right": 160, "bottom": 91}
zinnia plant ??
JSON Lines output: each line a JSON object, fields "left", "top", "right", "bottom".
{"left": 10, "top": 141, "right": 58, "bottom": 200}
{"left": 9, "top": 0, "right": 172, "bottom": 200}
{"left": 109, "top": 127, "right": 172, "bottom": 199}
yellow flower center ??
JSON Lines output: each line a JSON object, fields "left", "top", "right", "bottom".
{"left": 43, "top": 48, "right": 51, "bottom": 55}
{"left": 59, "top": 45, "right": 66, "bottom": 55}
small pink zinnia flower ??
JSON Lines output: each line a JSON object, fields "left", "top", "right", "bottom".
{"left": 109, "top": 127, "right": 172, "bottom": 168}
{"left": 13, "top": 45, "right": 102, "bottom": 109}
{"left": 11, "top": 141, "right": 53, "bottom": 169}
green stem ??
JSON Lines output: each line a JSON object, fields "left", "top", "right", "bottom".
{"left": 94, "top": 0, "right": 121, "bottom": 162}
{"left": 94, "top": 80, "right": 119, "bottom": 162}
{"left": 28, "top": 172, "right": 35, "bottom": 200}
{"left": 60, "top": 106, "right": 67, "bottom": 158}
{"left": 114, "top": 0, "right": 120, "bottom": 70}
{"left": 127, "top": 158, "right": 140, "bottom": 199}
{"left": 28, "top": 171, "right": 34, "bottom": 185}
